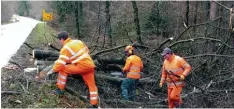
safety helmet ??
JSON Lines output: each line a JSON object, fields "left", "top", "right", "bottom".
{"left": 57, "top": 31, "right": 68, "bottom": 40}
{"left": 125, "top": 45, "right": 134, "bottom": 54}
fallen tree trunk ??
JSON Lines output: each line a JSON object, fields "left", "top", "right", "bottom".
{"left": 95, "top": 74, "right": 157, "bottom": 84}
{"left": 32, "top": 49, "right": 125, "bottom": 72}
{"left": 1, "top": 91, "right": 22, "bottom": 95}
{"left": 97, "top": 57, "right": 125, "bottom": 65}
{"left": 95, "top": 64, "right": 122, "bottom": 72}
{"left": 35, "top": 64, "right": 54, "bottom": 80}
{"left": 32, "top": 49, "right": 124, "bottom": 65}
{"left": 32, "top": 49, "right": 59, "bottom": 60}
{"left": 34, "top": 60, "right": 54, "bottom": 66}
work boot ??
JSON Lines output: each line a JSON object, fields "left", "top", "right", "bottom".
{"left": 54, "top": 88, "right": 64, "bottom": 95}
{"left": 92, "top": 105, "right": 98, "bottom": 108}
{"left": 175, "top": 101, "right": 181, "bottom": 108}
{"left": 88, "top": 105, "right": 98, "bottom": 108}
{"left": 121, "top": 96, "right": 129, "bottom": 101}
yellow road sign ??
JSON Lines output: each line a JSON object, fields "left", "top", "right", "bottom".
{"left": 42, "top": 9, "right": 53, "bottom": 21}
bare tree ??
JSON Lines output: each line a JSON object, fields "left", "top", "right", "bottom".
{"left": 74, "top": 2, "right": 80, "bottom": 37}
{"left": 185, "top": 1, "right": 190, "bottom": 26}
{"left": 132, "top": 1, "right": 142, "bottom": 44}
{"left": 210, "top": 0, "right": 217, "bottom": 20}
{"left": 105, "top": 1, "right": 112, "bottom": 47}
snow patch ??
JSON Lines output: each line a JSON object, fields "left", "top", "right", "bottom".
{"left": 0, "top": 15, "right": 41, "bottom": 70}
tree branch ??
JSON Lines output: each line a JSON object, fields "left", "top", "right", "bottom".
{"left": 184, "top": 54, "right": 234, "bottom": 59}
{"left": 169, "top": 37, "right": 234, "bottom": 49}
{"left": 48, "top": 43, "right": 60, "bottom": 51}
{"left": 1, "top": 91, "right": 22, "bottom": 95}
{"left": 175, "top": 16, "right": 222, "bottom": 41}
{"left": 23, "top": 42, "right": 34, "bottom": 49}
{"left": 213, "top": 0, "right": 233, "bottom": 11}
{"left": 91, "top": 45, "right": 126, "bottom": 59}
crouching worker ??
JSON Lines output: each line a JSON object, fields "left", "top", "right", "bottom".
{"left": 52, "top": 31, "right": 98, "bottom": 107}
{"left": 121, "top": 45, "right": 143, "bottom": 101}
{"left": 159, "top": 48, "right": 191, "bottom": 108}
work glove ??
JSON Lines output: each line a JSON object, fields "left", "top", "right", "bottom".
{"left": 159, "top": 82, "right": 163, "bottom": 88}
{"left": 180, "top": 75, "right": 185, "bottom": 81}
{"left": 35, "top": 71, "right": 46, "bottom": 81}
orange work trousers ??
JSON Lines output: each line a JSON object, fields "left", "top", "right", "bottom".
{"left": 56, "top": 64, "right": 98, "bottom": 105}
{"left": 167, "top": 86, "right": 183, "bottom": 108}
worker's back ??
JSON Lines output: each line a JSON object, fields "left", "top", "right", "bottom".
{"left": 126, "top": 55, "right": 143, "bottom": 79}
{"left": 64, "top": 39, "right": 95, "bottom": 69}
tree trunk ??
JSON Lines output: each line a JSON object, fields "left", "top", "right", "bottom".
{"left": 206, "top": 1, "right": 210, "bottom": 20}
{"left": 209, "top": 0, "right": 217, "bottom": 21}
{"left": 79, "top": 1, "right": 84, "bottom": 37}
{"left": 32, "top": 49, "right": 124, "bottom": 72}
{"left": 95, "top": 74, "right": 157, "bottom": 84}
{"left": 105, "top": 1, "right": 112, "bottom": 47}
{"left": 132, "top": 1, "right": 142, "bottom": 44}
{"left": 193, "top": 1, "right": 199, "bottom": 32}
{"left": 24, "top": 1, "right": 29, "bottom": 16}
{"left": 34, "top": 60, "right": 54, "bottom": 66}
{"left": 98, "top": 2, "right": 101, "bottom": 36}
{"left": 156, "top": 2, "right": 159, "bottom": 35}
{"left": 186, "top": 1, "right": 190, "bottom": 26}
{"left": 75, "top": 2, "right": 80, "bottom": 37}
{"left": 32, "top": 49, "right": 59, "bottom": 60}
{"left": 79, "top": 1, "right": 83, "bottom": 23}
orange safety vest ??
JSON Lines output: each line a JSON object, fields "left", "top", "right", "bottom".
{"left": 53, "top": 38, "right": 95, "bottom": 72}
{"left": 123, "top": 55, "right": 143, "bottom": 79}
{"left": 160, "top": 54, "right": 191, "bottom": 87}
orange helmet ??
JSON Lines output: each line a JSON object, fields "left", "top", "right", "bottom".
{"left": 125, "top": 45, "right": 134, "bottom": 54}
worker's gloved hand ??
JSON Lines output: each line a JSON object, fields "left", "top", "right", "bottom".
{"left": 159, "top": 82, "right": 163, "bottom": 88}
{"left": 180, "top": 75, "right": 185, "bottom": 80}
{"left": 121, "top": 72, "right": 126, "bottom": 77}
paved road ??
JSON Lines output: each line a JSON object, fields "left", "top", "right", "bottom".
{"left": 0, "top": 16, "right": 41, "bottom": 69}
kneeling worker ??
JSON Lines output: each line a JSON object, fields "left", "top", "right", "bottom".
{"left": 52, "top": 31, "right": 98, "bottom": 107}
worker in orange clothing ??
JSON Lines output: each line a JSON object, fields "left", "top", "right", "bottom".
{"left": 52, "top": 31, "right": 98, "bottom": 108}
{"left": 121, "top": 45, "right": 143, "bottom": 101}
{"left": 159, "top": 48, "right": 191, "bottom": 108}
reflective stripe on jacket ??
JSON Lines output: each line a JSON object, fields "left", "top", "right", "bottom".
{"left": 167, "top": 81, "right": 185, "bottom": 87}
{"left": 53, "top": 38, "right": 95, "bottom": 72}
{"left": 123, "top": 55, "right": 143, "bottom": 79}
{"left": 160, "top": 54, "right": 191, "bottom": 87}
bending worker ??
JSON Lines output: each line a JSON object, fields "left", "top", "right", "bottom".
{"left": 121, "top": 45, "right": 143, "bottom": 101}
{"left": 159, "top": 48, "right": 191, "bottom": 108}
{"left": 52, "top": 31, "right": 98, "bottom": 107}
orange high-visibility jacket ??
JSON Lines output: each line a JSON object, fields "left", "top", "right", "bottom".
{"left": 123, "top": 55, "right": 143, "bottom": 79}
{"left": 160, "top": 54, "right": 191, "bottom": 87}
{"left": 53, "top": 38, "right": 95, "bottom": 72}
